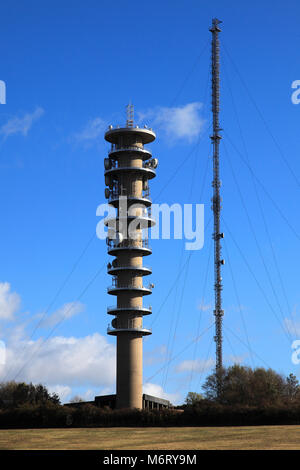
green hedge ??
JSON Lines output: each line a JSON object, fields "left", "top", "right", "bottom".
{"left": 1, "top": 402, "right": 300, "bottom": 428}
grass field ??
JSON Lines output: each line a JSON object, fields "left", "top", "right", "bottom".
{"left": 0, "top": 426, "right": 300, "bottom": 450}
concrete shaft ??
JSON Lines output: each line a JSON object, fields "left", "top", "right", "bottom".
{"left": 104, "top": 126, "right": 156, "bottom": 409}
{"left": 116, "top": 334, "right": 142, "bottom": 409}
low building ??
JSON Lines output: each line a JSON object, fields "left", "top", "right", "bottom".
{"left": 67, "top": 393, "right": 172, "bottom": 410}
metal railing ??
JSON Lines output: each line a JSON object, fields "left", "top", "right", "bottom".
{"left": 109, "top": 144, "right": 152, "bottom": 154}
{"left": 108, "top": 279, "right": 152, "bottom": 290}
{"left": 107, "top": 305, "right": 152, "bottom": 312}
{"left": 109, "top": 187, "right": 151, "bottom": 202}
{"left": 107, "top": 321, "right": 152, "bottom": 333}
{"left": 107, "top": 238, "right": 151, "bottom": 250}
{"left": 106, "top": 159, "right": 155, "bottom": 172}
{"left": 109, "top": 194, "right": 152, "bottom": 219}
{"left": 107, "top": 264, "right": 152, "bottom": 272}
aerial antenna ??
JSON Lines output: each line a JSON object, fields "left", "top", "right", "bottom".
{"left": 210, "top": 18, "right": 224, "bottom": 398}
{"left": 126, "top": 102, "right": 134, "bottom": 127}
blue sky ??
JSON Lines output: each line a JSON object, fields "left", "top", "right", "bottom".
{"left": 0, "top": 0, "right": 300, "bottom": 404}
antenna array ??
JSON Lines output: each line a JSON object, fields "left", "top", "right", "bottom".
{"left": 126, "top": 103, "right": 134, "bottom": 127}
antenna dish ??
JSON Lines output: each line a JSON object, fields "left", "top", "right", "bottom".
{"left": 151, "top": 158, "right": 158, "bottom": 169}
{"left": 115, "top": 232, "right": 123, "bottom": 245}
{"left": 104, "top": 158, "right": 111, "bottom": 170}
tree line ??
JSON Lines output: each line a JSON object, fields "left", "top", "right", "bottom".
{"left": 0, "top": 381, "right": 60, "bottom": 408}
{"left": 0, "top": 366, "right": 300, "bottom": 427}
{"left": 186, "top": 365, "right": 300, "bottom": 406}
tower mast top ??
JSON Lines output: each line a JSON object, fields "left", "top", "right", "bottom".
{"left": 126, "top": 102, "right": 134, "bottom": 128}
{"left": 210, "top": 18, "right": 222, "bottom": 32}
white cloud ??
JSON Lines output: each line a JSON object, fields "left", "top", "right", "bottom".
{"left": 176, "top": 354, "right": 246, "bottom": 375}
{"left": 3, "top": 333, "right": 116, "bottom": 389}
{"left": 39, "top": 301, "right": 85, "bottom": 328}
{"left": 0, "top": 282, "right": 21, "bottom": 321}
{"left": 0, "top": 282, "right": 116, "bottom": 401}
{"left": 284, "top": 317, "right": 300, "bottom": 337}
{"left": 226, "top": 355, "right": 245, "bottom": 365}
{"left": 47, "top": 384, "right": 72, "bottom": 402}
{"left": 197, "top": 302, "right": 212, "bottom": 312}
{"left": 73, "top": 117, "right": 106, "bottom": 146}
{"left": 144, "top": 344, "right": 167, "bottom": 366}
{"left": 0, "top": 107, "right": 44, "bottom": 138}
{"left": 175, "top": 357, "right": 214, "bottom": 373}
{"left": 138, "top": 102, "right": 206, "bottom": 143}
{"left": 143, "top": 382, "right": 180, "bottom": 405}
{"left": 1, "top": 281, "right": 205, "bottom": 406}
{"left": 81, "top": 388, "right": 97, "bottom": 401}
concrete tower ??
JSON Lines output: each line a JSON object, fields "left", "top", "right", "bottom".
{"left": 104, "top": 105, "right": 157, "bottom": 409}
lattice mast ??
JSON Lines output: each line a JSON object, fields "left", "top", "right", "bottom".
{"left": 126, "top": 103, "right": 134, "bottom": 128}
{"left": 210, "top": 18, "right": 224, "bottom": 396}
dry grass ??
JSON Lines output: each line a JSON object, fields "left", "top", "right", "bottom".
{"left": 1, "top": 426, "right": 300, "bottom": 450}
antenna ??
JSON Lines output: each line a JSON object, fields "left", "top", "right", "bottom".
{"left": 126, "top": 102, "right": 134, "bottom": 127}
{"left": 210, "top": 18, "right": 224, "bottom": 398}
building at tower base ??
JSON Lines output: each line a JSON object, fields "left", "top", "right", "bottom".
{"left": 94, "top": 394, "right": 171, "bottom": 410}
{"left": 65, "top": 393, "right": 172, "bottom": 410}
